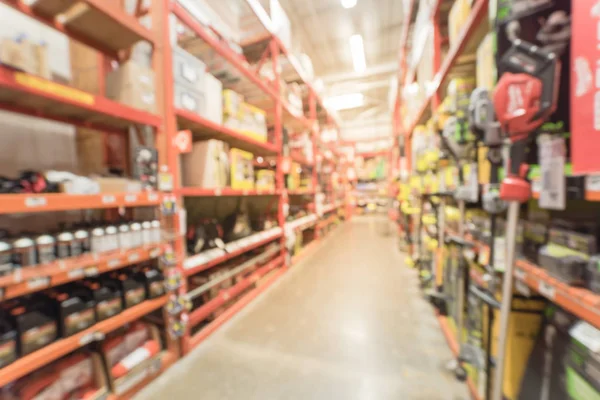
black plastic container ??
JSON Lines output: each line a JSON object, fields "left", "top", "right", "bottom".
{"left": 9, "top": 303, "right": 57, "bottom": 355}
{"left": 47, "top": 289, "right": 96, "bottom": 337}
{"left": 102, "top": 274, "right": 146, "bottom": 308}
{"left": 78, "top": 280, "right": 123, "bottom": 321}
{"left": 0, "top": 311, "right": 17, "bottom": 368}
{"left": 134, "top": 269, "right": 165, "bottom": 299}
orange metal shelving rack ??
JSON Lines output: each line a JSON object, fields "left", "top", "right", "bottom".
{"left": 0, "top": 0, "right": 348, "bottom": 394}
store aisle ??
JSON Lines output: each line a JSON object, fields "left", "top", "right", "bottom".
{"left": 136, "top": 217, "right": 469, "bottom": 400}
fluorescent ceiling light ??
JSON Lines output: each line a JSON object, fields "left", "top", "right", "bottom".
{"left": 350, "top": 34, "right": 366, "bottom": 73}
{"left": 324, "top": 93, "right": 365, "bottom": 110}
{"left": 341, "top": 0, "right": 357, "bottom": 8}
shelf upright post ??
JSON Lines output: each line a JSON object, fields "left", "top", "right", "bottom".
{"left": 151, "top": 0, "right": 183, "bottom": 358}
{"left": 308, "top": 90, "right": 320, "bottom": 240}
{"left": 270, "top": 39, "right": 287, "bottom": 268}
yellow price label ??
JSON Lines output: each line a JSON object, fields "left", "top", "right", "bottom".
{"left": 15, "top": 73, "right": 94, "bottom": 105}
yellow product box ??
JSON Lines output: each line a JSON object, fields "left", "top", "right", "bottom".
{"left": 256, "top": 170, "right": 275, "bottom": 191}
{"left": 239, "top": 102, "right": 267, "bottom": 143}
{"left": 223, "top": 89, "right": 243, "bottom": 118}
{"left": 448, "top": 0, "right": 472, "bottom": 48}
{"left": 477, "top": 33, "right": 496, "bottom": 91}
{"left": 287, "top": 162, "right": 301, "bottom": 190}
{"left": 230, "top": 148, "right": 255, "bottom": 190}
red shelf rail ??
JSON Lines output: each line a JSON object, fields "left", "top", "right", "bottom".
{"left": 0, "top": 192, "right": 161, "bottom": 215}
{"left": 0, "top": 245, "right": 165, "bottom": 300}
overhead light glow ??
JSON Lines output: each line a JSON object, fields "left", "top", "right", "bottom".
{"left": 324, "top": 93, "right": 365, "bottom": 111}
{"left": 341, "top": 0, "right": 357, "bottom": 8}
{"left": 350, "top": 34, "right": 366, "bottom": 73}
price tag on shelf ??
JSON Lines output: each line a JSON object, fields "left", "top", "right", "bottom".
{"left": 68, "top": 269, "right": 84, "bottom": 279}
{"left": 125, "top": 194, "right": 138, "bottom": 203}
{"left": 225, "top": 243, "right": 239, "bottom": 253}
{"left": 27, "top": 277, "right": 50, "bottom": 290}
{"left": 102, "top": 195, "right": 116, "bottom": 204}
{"left": 128, "top": 252, "right": 140, "bottom": 263}
{"left": 149, "top": 248, "right": 162, "bottom": 259}
{"left": 84, "top": 266, "right": 99, "bottom": 277}
{"left": 515, "top": 268, "right": 527, "bottom": 281}
{"left": 515, "top": 280, "right": 531, "bottom": 297}
{"left": 25, "top": 196, "right": 47, "bottom": 208}
{"left": 107, "top": 258, "right": 120, "bottom": 268}
{"left": 186, "top": 254, "right": 207, "bottom": 269}
{"left": 538, "top": 281, "right": 556, "bottom": 300}
{"left": 148, "top": 192, "right": 159, "bottom": 202}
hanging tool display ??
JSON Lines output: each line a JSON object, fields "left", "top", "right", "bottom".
{"left": 465, "top": 87, "right": 507, "bottom": 400}
{"left": 491, "top": 10, "right": 570, "bottom": 400}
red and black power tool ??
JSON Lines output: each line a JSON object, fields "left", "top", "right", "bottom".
{"left": 493, "top": 38, "right": 561, "bottom": 202}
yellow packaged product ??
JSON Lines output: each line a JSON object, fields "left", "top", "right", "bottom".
{"left": 230, "top": 148, "right": 254, "bottom": 190}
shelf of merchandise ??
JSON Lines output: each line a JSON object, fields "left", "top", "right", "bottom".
{"left": 0, "top": 192, "right": 162, "bottom": 214}
{"left": 184, "top": 261, "right": 286, "bottom": 352}
{"left": 397, "top": 0, "right": 489, "bottom": 138}
{"left": 175, "top": 109, "right": 279, "bottom": 156}
{"left": 437, "top": 315, "right": 483, "bottom": 400}
{"left": 285, "top": 214, "right": 318, "bottom": 232}
{"left": 0, "top": 0, "right": 155, "bottom": 56}
{"left": 178, "top": 187, "right": 281, "bottom": 197}
{"left": 0, "top": 0, "right": 183, "bottom": 393}
{"left": 0, "top": 295, "right": 169, "bottom": 388}
{"left": 182, "top": 227, "right": 283, "bottom": 277}
{"left": 515, "top": 260, "right": 600, "bottom": 330}
{"left": 0, "top": 245, "right": 165, "bottom": 300}
{"left": 0, "top": 65, "right": 162, "bottom": 133}
{"left": 288, "top": 189, "right": 316, "bottom": 196}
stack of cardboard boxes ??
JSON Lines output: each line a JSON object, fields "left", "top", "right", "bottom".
{"left": 173, "top": 45, "right": 224, "bottom": 125}
{"left": 223, "top": 89, "right": 267, "bottom": 143}
{"left": 0, "top": 36, "right": 50, "bottom": 79}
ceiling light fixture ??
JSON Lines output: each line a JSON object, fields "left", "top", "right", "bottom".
{"left": 350, "top": 34, "right": 366, "bottom": 73}
{"left": 324, "top": 93, "right": 365, "bottom": 110}
{"left": 341, "top": 0, "right": 357, "bottom": 8}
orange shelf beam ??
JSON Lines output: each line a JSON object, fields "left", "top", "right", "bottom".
{"left": 0, "top": 67, "right": 162, "bottom": 132}
{"left": 0, "top": 192, "right": 161, "bottom": 214}
{"left": 178, "top": 187, "right": 280, "bottom": 197}
{"left": 183, "top": 228, "right": 283, "bottom": 276}
{"left": 175, "top": 109, "right": 279, "bottom": 156}
{"left": 0, "top": 245, "right": 165, "bottom": 300}
{"left": 0, "top": 296, "right": 168, "bottom": 387}
{"left": 516, "top": 260, "right": 600, "bottom": 330}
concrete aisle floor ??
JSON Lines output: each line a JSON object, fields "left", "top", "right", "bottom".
{"left": 136, "top": 217, "right": 470, "bottom": 400}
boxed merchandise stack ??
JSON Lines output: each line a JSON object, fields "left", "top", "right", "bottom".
{"left": 106, "top": 61, "right": 156, "bottom": 113}
{"left": 0, "top": 35, "right": 50, "bottom": 79}
{"left": 173, "top": 45, "right": 206, "bottom": 116}
{"left": 182, "top": 140, "right": 230, "bottom": 188}
{"left": 223, "top": 90, "right": 267, "bottom": 142}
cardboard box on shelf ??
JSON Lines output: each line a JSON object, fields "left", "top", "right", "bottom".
{"left": 256, "top": 170, "right": 275, "bottom": 191}
{"left": 0, "top": 37, "right": 50, "bottom": 78}
{"left": 239, "top": 102, "right": 267, "bottom": 142}
{"left": 202, "top": 73, "right": 223, "bottom": 125}
{"left": 223, "top": 89, "right": 243, "bottom": 118}
{"left": 70, "top": 40, "right": 101, "bottom": 94}
{"left": 174, "top": 82, "right": 205, "bottom": 115}
{"left": 181, "top": 140, "right": 230, "bottom": 188}
{"left": 173, "top": 45, "right": 206, "bottom": 91}
{"left": 230, "top": 148, "right": 254, "bottom": 190}
{"left": 93, "top": 177, "right": 143, "bottom": 193}
{"left": 105, "top": 60, "right": 156, "bottom": 113}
